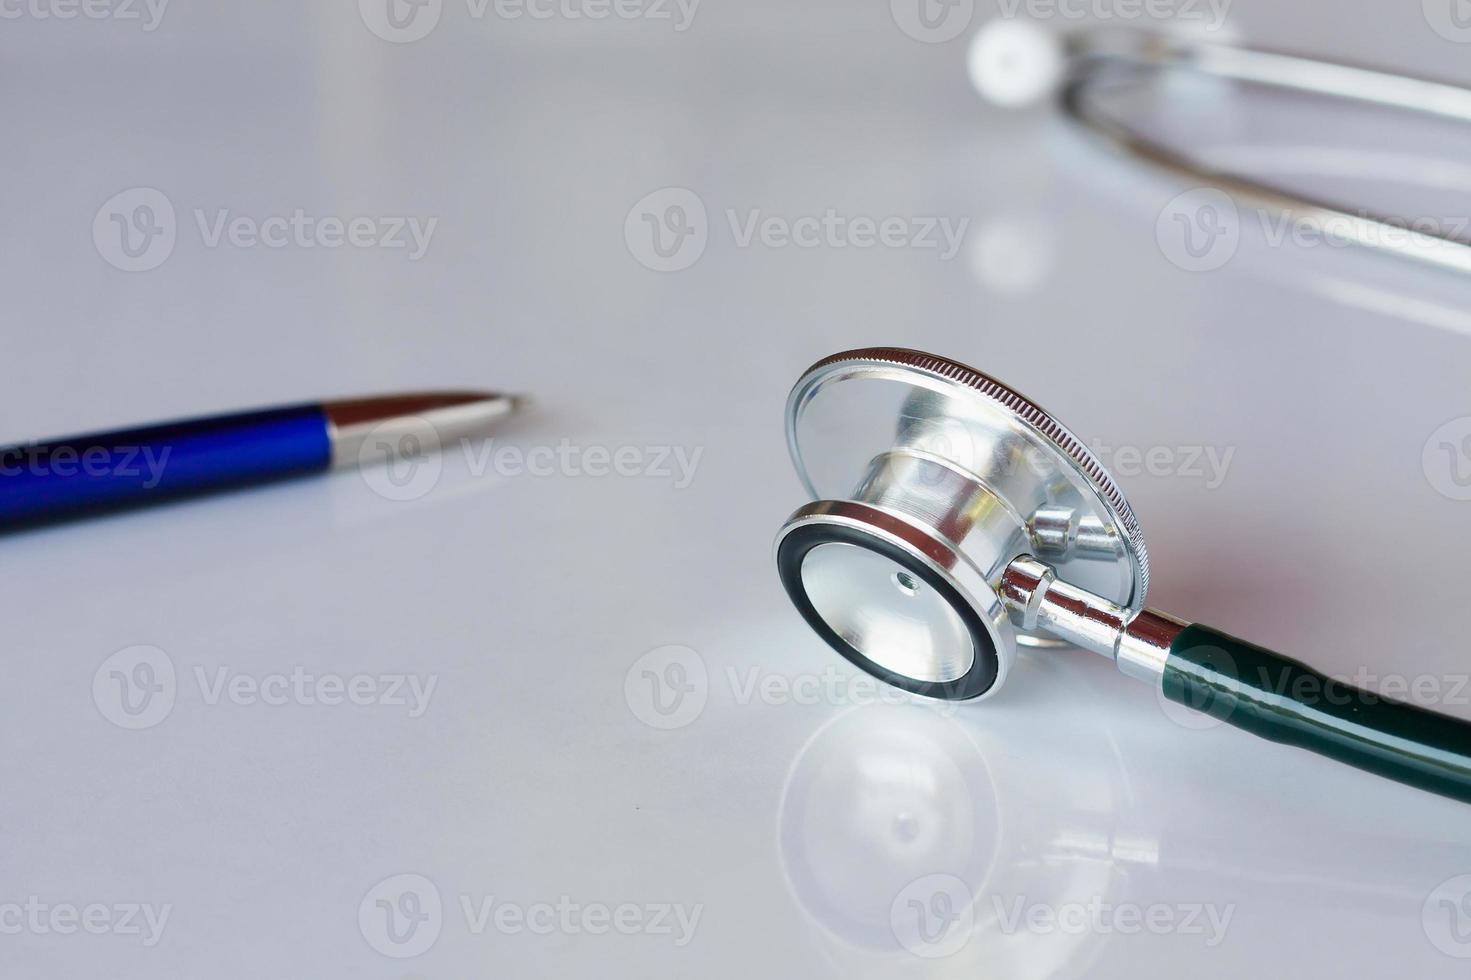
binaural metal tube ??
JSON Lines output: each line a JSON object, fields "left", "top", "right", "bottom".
{"left": 1000, "top": 556, "right": 1185, "bottom": 683}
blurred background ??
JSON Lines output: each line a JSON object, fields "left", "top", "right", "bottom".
{"left": 5, "top": 0, "right": 1471, "bottom": 976}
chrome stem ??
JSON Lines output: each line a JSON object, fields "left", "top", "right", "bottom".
{"left": 999, "top": 556, "right": 1185, "bottom": 683}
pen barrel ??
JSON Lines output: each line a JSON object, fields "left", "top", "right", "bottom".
{"left": 0, "top": 405, "right": 332, "bottom": 531}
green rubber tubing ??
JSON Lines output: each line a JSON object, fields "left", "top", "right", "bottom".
{"left": 1162, "top": 625, "right": 1471, "bottom": 804}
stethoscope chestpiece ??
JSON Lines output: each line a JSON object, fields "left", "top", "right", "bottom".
{"left": 774, "top": 349, "right": 1471, "bottom": 806}
{"left": 775, "top": 348, "right": 1149, "bottom": 702}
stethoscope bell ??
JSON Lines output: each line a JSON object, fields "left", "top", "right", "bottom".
{"left": 775, "top": 348, "right": 1471, "bottom": 803}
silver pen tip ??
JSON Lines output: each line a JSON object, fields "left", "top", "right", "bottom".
{"left": 323, "top": 391, "right": 523, "bottom": 427}
{"left": 324, "top": 391, "right": 526, "bottom": 469}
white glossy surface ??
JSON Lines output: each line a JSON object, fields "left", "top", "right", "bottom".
{"left": 4, "top": 1, "right": 1471, "bottom": 976}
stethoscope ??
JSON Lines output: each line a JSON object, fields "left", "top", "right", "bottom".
{"left": 774, "top": 348, "right": 1471, "bottom": 804}
{"left": 966, "top": 21, "right": 1471, "bottom": 274}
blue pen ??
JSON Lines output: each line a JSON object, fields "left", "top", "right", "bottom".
{"left": 0, "top": 392, "right": 520, "bottom": 531}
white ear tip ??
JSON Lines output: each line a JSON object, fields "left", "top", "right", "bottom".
{"left": 967, "top": 20, "right": 1064, "bottom": 108}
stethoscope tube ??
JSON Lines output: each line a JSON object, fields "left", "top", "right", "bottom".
{"left": 1005, "top": 26, "right": 1471, "bottom": 274}
{"left": 1164, "top": 625, "right": 1471, "bottom": 804}
{"left": 1000, "top": 555, "right": 1471, "bottom": 803}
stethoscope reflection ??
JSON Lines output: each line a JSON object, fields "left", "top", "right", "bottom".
{"left": 777, "top": 652, "right": 1132, "bottom": 977}
{"left": 778, "top": 651, "right": 1471, "bottom": 975}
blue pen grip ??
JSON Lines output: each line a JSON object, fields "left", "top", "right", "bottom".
{"left": 0, "top": 405, "right": 332, "bottom": 530}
